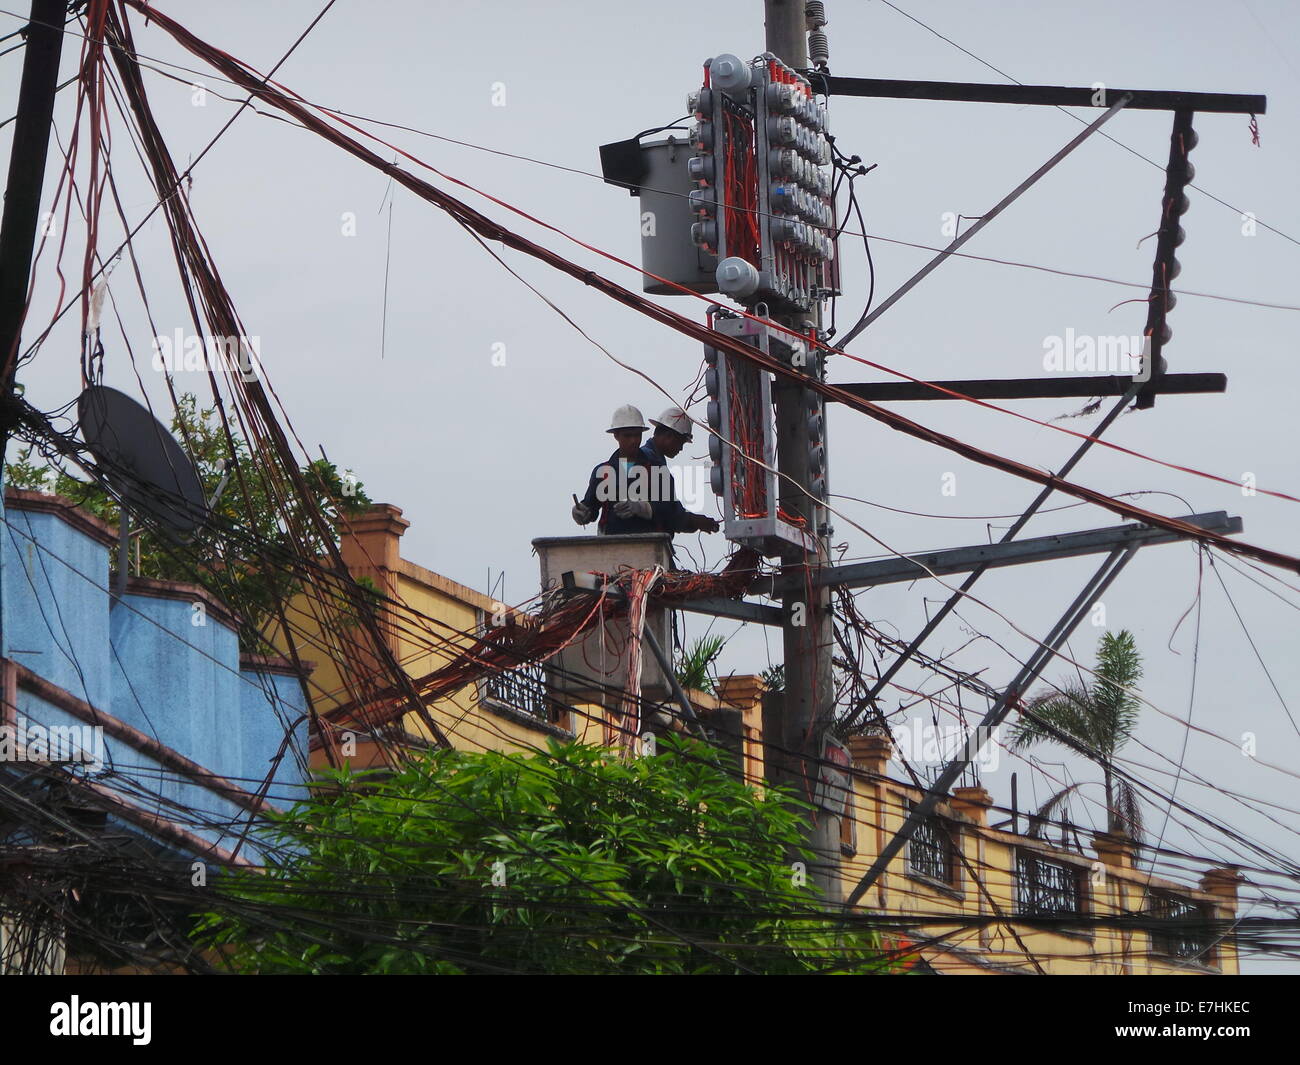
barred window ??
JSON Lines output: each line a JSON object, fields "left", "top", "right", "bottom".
{"left": 475, "top": 608, "right": 565, "bottom": 727}
{"left": 481, "top": 657, "right": 554, "bottom": 723}
{"left": 907, "top": 809, "right": 956, "bottom": 885}
{"left": 1149, "top": 891, "right": 1214, "bottom": 963}
{"left": 1016, "top": 852, "right": 1083, "bottom": 916}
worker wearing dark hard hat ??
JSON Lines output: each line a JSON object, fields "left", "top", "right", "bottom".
{"left": 572, "top": 405, "right": 659, "bottom": 535}
{"left": 641, "top": 407, "right": 720, "bottom": 536}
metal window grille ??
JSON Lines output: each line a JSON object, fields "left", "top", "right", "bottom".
{"left": 1149, "top": 891, "right": 1213, "bottom": 961}
{"left": 1016, "top": 852, "right": 1082, "bottom": 916}
{"left": 908, "top": 814, "right": 953, "bottom": 884}
{"left": 481, "top": 657, "right": 552, "bottom": 724}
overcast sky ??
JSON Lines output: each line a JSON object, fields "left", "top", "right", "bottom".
{"left": 3, "top": 0, "right": 1297, "bottom": 972}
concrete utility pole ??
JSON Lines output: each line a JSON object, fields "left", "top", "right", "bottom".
{"left": 0, "top": 0, "right": 67, "bottom": 659}
{"left": 763, "top": 0, "right": 841, "bottom": 900}
{"left": 0, "top": 0, "right": 64, "bottom": 415}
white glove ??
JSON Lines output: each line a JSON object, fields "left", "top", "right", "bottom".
{"left": 572, "top": 501, "right": 596, "bottom": 524}
{"left": 614, "top": 500, "right": 652, "bottom": 520}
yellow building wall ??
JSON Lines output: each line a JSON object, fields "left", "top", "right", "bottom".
{"left": 841, "top": 763, "right": 1239, "bottom": 975}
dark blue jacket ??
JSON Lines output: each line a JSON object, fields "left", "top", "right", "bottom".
{"left": 580, "top": 448, "right": 658, "bottom": 535}
{"left": 640, "top": 439, "right": 693, "bottom": 536}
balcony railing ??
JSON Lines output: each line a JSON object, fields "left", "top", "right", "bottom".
{"left": 481, "top": 658, "right": 554, "bottom": 725}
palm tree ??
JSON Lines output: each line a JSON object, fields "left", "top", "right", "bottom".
{"left": 1009, "top": 629, "right": 1145, "bottom": 844}
{"left": 675, "top": 635, "right": 727, "bottom": 695}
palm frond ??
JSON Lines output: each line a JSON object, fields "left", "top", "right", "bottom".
{"left": 1009, "top": 685, "right": 1104, "bottom": 756}
{"left": 1092, "top": 630, "right": 1143, "bottom": 756}
{"left": 675, "top": 635, "right": 726, "bottom": 694}
{"left": 1026, "top": 782, "right": 1085, "bottom": 839}
{"left": 1112, "top": 777, "right": 1146, "bottom": 846}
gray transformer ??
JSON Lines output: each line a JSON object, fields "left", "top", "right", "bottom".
{"left": 637, "top": 137, "right": 719, "bottom": 295}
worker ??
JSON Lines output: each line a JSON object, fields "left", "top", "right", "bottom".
{"left": 571, "top": 405, "right": 658, "bottom": 534}
{"left": 641, "top": 407, "right": 720, "bottom": 536}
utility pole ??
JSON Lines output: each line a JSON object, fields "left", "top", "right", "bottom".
{"left": 0, "top": 0, "right": 67, "bottom": 658}
{"left": 0, "top": 0, "right": 65, "bottom": 415}
{"left": 763, "top": 0, "right": 841, "bottom": 900}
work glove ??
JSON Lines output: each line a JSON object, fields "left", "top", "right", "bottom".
{"left": 613, "top": 500, "right": 653, "bottom": 520}
{"left": 690, "top": 514, "right": 721, "bottom": 533}
{"left": 571, "top": 501, "right": 596, "bottom": 524}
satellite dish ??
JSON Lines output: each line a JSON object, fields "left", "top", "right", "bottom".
{"left": 77, "top": 386, "right": 208, "bottom": 535}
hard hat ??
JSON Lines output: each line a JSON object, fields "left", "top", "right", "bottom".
{"left": 607, "top": 404, "right": 649, "bottom": 433}
{"left": 650, "top": 407, "right": 693, "bottom": 441}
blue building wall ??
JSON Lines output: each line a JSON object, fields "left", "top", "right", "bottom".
{"left": 108, "top": 590, "right": 243, "bottom": 783}
{"left": 240, "top": 667, "right": 311, "bottom": 807}
{"left": 2, "top": 501, "right": 112, "bottom": 709}
{"left": 1, "top": 491, "right": 310, "bottom": 862}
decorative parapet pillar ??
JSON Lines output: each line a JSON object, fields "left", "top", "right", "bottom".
{"left": 951, "top": 785, "right": 993, "bottom": 825}
{"left": 846, "top": 733, "right": 891, "bottom": 776}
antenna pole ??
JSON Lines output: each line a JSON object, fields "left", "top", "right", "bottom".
{"left": 116, "top": 510, "right": 130, "bottom": 596}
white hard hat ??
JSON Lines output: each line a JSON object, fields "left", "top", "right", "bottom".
{"left": 650, "top": 406, "right": 693, "bottom": 441}
{"left": 607, "top": 404, "right": 649, "bottom": 433}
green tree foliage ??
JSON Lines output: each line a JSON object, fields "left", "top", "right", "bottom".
{"left": 192, "top": 737, "right": 895, "bottom": 975}
{"left": 1009, "top": 629, "right": 1146, "bottom": 842}
{"left": 5, "top": 393, "right": 371, "bottom": 649}
{"left": 675, "top": 634, "right": 726, "bottom": 694}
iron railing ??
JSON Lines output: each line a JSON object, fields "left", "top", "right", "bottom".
{"left": 1016, "top": 851, "right": 1083, "bottom": 916}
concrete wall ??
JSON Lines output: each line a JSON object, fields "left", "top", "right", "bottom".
{"left": 2, "top": 492, "right": 113, "bottom": 709}
{"left": 2, "top": 490, "right": 310, "bottom": 861}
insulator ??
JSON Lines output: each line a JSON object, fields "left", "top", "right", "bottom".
{"left": 710, "top": 466, "right": 725, "bottom": 496}
{"left": 704, "top": 346, "right": 718, "bottom": 366}
{"left": 691, "top": 122, "right": 713, "bottom": 151}
{"left": 707, "top": 399, "right": 722, "bottom": 429}
{"left": 709, "top": 435, "right": 723, "bottom": 463}
{"left": 805, "top": 1, "right": 827, "bottom": 29}
{"left": 1171, "top": 223, "right": 1186, "bottom": 247}
{"left": 1166, "top": 257, "right": 1181, "bottom": 281}
{"left": 809, "top": 30, "right": 830, "bottom": 67}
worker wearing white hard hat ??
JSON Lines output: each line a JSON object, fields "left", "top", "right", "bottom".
{"left": 571, "top": 405, "right": 658, "bottom": 534}
{"left": 640, "top": 407, "right": 720, "bottom": 536}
